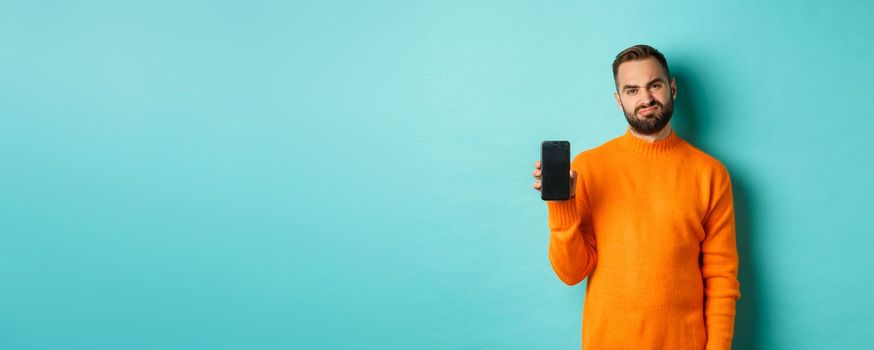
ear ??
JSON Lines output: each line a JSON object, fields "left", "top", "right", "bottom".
{"left": 614, "top": 91, "right": 622, "bottom": 109}
{"left": 670, "top": 77, "right": 677, "bottom": 100}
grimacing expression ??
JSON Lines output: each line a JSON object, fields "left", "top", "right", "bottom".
{"left": 613, "top": 57, "right": 677, "bottom": 135}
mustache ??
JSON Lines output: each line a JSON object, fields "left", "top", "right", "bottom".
{"left": 635, "top": 101, "right": 663, "bottom": 114}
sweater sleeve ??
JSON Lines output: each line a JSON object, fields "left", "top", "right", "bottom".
{"left": 701, "top": 167, "right": 742, "bottom": 350}
{"left": 545, "top": 169, "right": 597, "bottom": 286}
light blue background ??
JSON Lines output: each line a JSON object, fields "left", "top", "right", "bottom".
{"left": 2, "top": 1, "right": 872, "bottom": 349}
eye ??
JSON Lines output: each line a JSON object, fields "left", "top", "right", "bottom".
{"left": 626, "top": 89, "right": 637, "bottom": 95}
{"left": 650, "top": 83, "right": 662, "bottom": 89}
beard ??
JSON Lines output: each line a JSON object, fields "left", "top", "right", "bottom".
{"left": 622, "top": 99, "right": 674, "bottom": 135}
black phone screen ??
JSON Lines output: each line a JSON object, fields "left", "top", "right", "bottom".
{"left": 541, "top": 141, "right": 571, "bottom": 201}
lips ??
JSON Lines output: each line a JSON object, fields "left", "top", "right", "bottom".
{"left": 638, "top": 105, "right": 658, "bottom": 115}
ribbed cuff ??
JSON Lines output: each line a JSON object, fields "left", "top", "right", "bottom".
{"left": 546, "top": 198, "right": 580, "bottom": 230}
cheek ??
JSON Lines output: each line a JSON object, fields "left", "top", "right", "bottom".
{"left": 661, "top": 90, "right": 674, "bottom": 101}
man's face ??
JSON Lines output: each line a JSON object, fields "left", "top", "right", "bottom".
{"left": 613, "top": 57, "right": 677, "bottom": 135}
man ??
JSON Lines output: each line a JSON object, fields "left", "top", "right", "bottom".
{"left": 531, "top": 44, "right": 741, "bottom": 350}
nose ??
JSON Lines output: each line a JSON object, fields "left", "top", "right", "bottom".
{"left": 639, "top": 89, "right": 655, "bottom": 106}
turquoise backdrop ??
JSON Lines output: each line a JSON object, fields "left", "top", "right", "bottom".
{"left": 2, "top": 1, "right": 872, "bottom": 349}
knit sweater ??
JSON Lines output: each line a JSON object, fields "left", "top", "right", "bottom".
{"left": 546, "top": 128, "right": 741, "bottom": 350}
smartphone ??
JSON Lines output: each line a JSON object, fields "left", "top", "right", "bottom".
{"left": 540, "top": 140, "right": 571, "bottom": 201}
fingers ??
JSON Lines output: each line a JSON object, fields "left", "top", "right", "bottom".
{"left": 533, "top": 161, "right": 542, "bottom": 191}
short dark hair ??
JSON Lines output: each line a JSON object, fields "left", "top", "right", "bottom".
{"left": 612, "top": 45, "right": 671, "bottom": 88}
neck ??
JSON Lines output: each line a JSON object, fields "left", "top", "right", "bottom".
{"left": 628, "top": 123, "right": 673, "bottom": 143}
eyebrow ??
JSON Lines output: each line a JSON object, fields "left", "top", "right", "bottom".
{"left": 621, "top": 78, "right": 666, "bottom": 91}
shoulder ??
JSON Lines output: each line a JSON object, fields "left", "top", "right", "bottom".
{"left": 682, "top": 141, "right": 732, "bottom": 183}
{"left": 571, "top": 137, "right": 618, "bottom": 168}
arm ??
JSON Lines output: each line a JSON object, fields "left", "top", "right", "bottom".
{"left": 701, "top": 168, "right": 742, "bottom": 350}
{"left": 545, "top": 170, "right": 597, "bottom": 286}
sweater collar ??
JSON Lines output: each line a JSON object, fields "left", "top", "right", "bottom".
{"left": 617, "top": 127, "right": 683, "bottom": 156}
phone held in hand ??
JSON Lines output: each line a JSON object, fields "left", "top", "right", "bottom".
{"left": 540, "top": 140, "right": 571, "bottom": 201}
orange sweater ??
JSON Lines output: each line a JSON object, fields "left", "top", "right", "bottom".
{"left": 546, "top": 128, "right": 741, "bottom": 350}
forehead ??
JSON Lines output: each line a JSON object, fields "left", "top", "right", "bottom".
{"left": 615, "top": 57, "right": 669, "bottom": 86}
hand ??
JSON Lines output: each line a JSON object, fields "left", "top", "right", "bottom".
{"left": 532, "top": 160, "right": 576, "bottom": 198}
